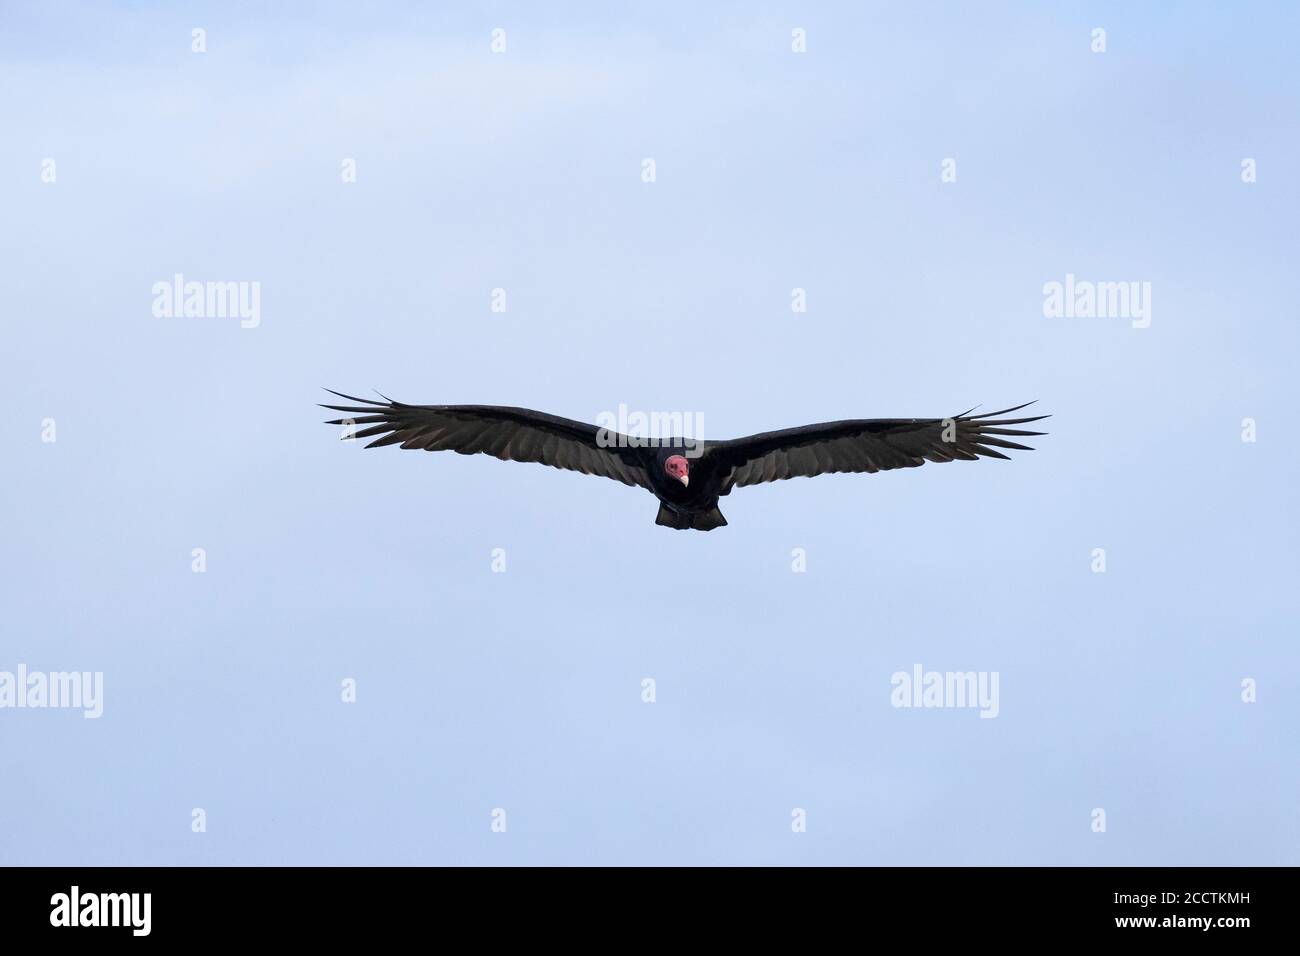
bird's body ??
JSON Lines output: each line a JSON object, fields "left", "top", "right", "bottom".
{"left": 643, "top": 445, "right": 729, "bottom": 530}
{"left": 322, "top": 392, "right": 1048, "bottom": 531}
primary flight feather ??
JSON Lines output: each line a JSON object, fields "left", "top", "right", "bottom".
{"left": 321, "top": 391, "right": 1049, "bottom": 531}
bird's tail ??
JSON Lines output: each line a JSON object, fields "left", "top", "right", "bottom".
{"left": 655, "top": 504, "right": 728, "bottom": 531}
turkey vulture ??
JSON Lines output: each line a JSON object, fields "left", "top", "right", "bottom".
{"left": 322, "top": 391, "right": 1048, "bottom": 531}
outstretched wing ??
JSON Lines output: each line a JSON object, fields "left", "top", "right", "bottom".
{"left": 706, "top": 403, "right": 1048, "bottom": 491}
{"left": 321, "top": 391, "right": 653, "bottom": 489}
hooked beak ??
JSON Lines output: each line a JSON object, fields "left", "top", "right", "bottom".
{"left": 677, "top": 474, "right": 689, "bottom": 488}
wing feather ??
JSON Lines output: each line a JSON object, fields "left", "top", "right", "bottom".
{"left": 708, "top": 403, "right": 1048, "bottom": 490}
{"left": 322, "top": 390, "right": 652, "bottom": 489}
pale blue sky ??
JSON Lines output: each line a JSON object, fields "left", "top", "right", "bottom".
{"left": 1, "top": 1, "right": 1296, "bottom": 865}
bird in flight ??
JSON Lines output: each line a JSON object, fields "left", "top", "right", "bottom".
{"left": 322, "top": 391, "right": 1048, "bottom": 531}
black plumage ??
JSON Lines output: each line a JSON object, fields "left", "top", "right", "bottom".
{"left": 321, "top": 391, "right": 1048, "bottom": 531}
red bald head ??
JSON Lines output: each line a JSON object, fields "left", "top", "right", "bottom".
{"left": 664, "top": 454, "right": 690, "bottom": 487}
